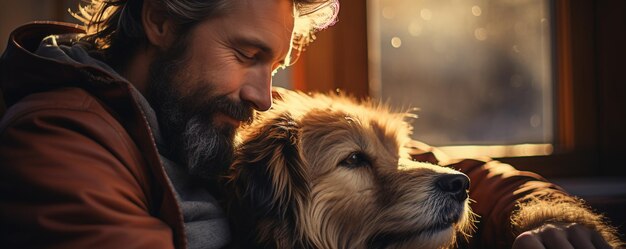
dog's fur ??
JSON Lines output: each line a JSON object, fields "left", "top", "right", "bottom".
{"left": 224, "top": 89, "right": 474, "bottom": 249}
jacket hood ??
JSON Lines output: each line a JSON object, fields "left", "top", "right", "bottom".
{"left": 0, "top": 21, "right": 125, "bottom": 108}
{"left": 0, "top": 20, "right": 166, "bottom": 167}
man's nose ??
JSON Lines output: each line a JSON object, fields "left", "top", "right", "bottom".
{"left": 240, "top": 73, "right": 272, "bottom": 111}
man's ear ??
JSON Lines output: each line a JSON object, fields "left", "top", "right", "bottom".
{"left": 142, "top": 0, "right": 175, "bottom": 49}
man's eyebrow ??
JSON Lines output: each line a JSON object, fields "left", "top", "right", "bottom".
{"left": 232, "top": 37, "right": 274, "bottom": 56}
{"left": 231, "top": 36, "right": 291, "bottom": 62}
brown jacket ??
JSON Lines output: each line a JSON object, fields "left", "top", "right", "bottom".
{"left": 407, "top": 141, "right": 571, "bottom": 248}
{"left": 1, "top": 22, "right": 186, "bottom": 249}
{"left": 0, "top": 22, "right": 572, "bottom": 249}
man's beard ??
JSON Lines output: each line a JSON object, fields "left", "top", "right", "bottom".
{"left": 145, "top": 40, "right": 254, "bottom": 182}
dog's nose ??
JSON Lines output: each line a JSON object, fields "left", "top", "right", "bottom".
{"left": 435, "top": 174, "right": 470, "bottom": 201}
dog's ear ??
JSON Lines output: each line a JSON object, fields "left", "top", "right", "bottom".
{"left": 227, "top": 113, "right": 309, "bottom": 247}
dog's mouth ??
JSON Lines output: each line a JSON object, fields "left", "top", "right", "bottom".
{"left": 368, "top": 192, "right": 469, "bottom": 248}
{"left": 367, "top": 220, "right": 457, "bottom": 249}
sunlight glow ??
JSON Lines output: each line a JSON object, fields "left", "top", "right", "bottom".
{"left": 471, "top": 6, "right": 482, "bottom": 16}
{"left": 420, "top": 9, "right": 433, "bottom": 21}
{"left": 530, "top": 115, "right": 542, "bottom": 128}
{"left": 391, "top": 37, "right": 402, "bottom": 48}
{"left": 439, "top": 144, "right": 553, "bottom": 158}
{"left": 383, "top": 6, "right": 395, "bottom": 19}
{"left": 474, "top": 27, "right": 487, "bottom": 40}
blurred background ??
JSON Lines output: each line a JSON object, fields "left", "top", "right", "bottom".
{"left": 1, "top": 0, "right": 625, "bottom": 240}
{"left": 292, "top": 0, "right": 626, "bottom": 238}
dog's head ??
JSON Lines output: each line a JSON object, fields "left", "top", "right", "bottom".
{"left": 226, "top": 89, "right": 474, "bottom": 249}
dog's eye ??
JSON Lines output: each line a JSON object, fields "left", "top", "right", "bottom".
{"left": 340, "top": 152, "right": 371, "bottom": 168}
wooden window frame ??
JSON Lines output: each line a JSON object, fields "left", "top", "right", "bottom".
{"left": 292, "top": 0, "right": 626, "bottom": 178}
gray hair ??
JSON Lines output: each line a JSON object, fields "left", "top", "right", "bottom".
{"left": 72, "top": 0, "right": 338, "bottom": 64}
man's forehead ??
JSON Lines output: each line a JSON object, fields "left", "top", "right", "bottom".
{"left": 226, "top": 2, "right": 294, "bottom": 49}
{"left": 226, "top": 0, "right": 295, "bottom": 33}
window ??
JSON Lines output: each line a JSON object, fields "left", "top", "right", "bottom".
{"left": 290, "top": 0, "right": 626, "bottom": 178}
{"left": 367, "top": 0, "right": 554, "bottom": 158}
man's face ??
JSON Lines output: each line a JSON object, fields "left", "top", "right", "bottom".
{"left": 147, "top": 0, "right": 295, "bottom": 179}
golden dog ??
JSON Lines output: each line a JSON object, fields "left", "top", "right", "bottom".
{"left": 225, "top": 89, "right": 474, "bottom": 249}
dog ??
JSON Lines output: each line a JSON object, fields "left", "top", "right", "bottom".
{"left": 224, "top": 89, "right": 474, "bottom": 249}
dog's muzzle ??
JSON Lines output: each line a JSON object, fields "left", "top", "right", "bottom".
{"left": 435, "top": 174, "right": 470, "bottom": 202}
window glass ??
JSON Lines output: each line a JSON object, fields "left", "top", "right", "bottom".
{"left": 368, "top": 0, "right": 554, "bottom": 146}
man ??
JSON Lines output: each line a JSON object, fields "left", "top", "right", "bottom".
{"left": 0, "top": 0, "right": 621, "bottom": 248}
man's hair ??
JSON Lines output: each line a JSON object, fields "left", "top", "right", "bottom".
{"left": 72, "top": 0, "right": 339, "bottom": 65}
